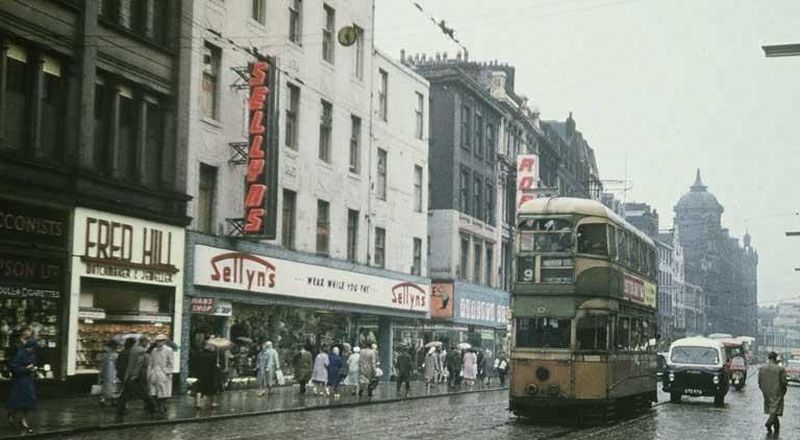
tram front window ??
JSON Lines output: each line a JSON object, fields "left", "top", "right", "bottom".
{"left": 519, "top": 218, "right": 572, "bottom": 253}
{"left": 516, "top": 317, "right": 571, "bottom": 348}
{"left": 576, "top": 314, "right": 609, "bottom": 351}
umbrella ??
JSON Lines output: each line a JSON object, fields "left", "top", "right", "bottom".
{"left": 235, "top": 337, "right": 254, "bottom": 345}
{"left": 424, "top": 341, "right": 443, "bottom": 348}
{"left": 456, "top": 342, "right": 472, "bottom": 350}
{"left": 206, "top": 337, "right": 233, "bottom": 350}
{"left": 113, "top": 333, "right": 142, "bottom": 344}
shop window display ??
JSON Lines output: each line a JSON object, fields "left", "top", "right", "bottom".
{"left": 0, "top": 297, "right": 61, "bottom": 379}
{"left": 76, "top": 279, "right": 174, "bottom": 373}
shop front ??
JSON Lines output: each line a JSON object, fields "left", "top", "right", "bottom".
{"left": 68, "top": 208, "right": 185, "bottom": 380}
{"left": 429, "top": 281, "right": 510, "bottom": 355}
{"left": 183, "top": 235, "right": 430, "bottom": 388}
{"left": 0, "top": 197, "right": 69, "bottom": 392}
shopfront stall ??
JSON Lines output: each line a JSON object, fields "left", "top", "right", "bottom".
{"left": 182, "top": 236, "right": 430, "bottom": 388}
{"left": 0, "top": 198, "right": 69, "bottom": 386}
{"left": 68, "top": 208, "right": 185, "bottom": 377}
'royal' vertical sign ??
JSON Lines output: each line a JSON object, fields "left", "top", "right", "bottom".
{"left": 516, "top": 154, "right": 539, "bottom": 209}
{"left": 243, "top": 58, "right": 279, "bottom": 238}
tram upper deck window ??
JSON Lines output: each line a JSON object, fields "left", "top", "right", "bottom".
{"left": 516, "top": 317, "right": 571, "bottom": 349}
{"left": 576, "top": 314, "right": 609, "bottom": 351}
{"left": 577, "top": 224, "right": 608, "bottom": 255}
{"left": 519, "top": 218, "right": 572, "bottom": 253}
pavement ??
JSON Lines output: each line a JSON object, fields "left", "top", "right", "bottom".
{"left": 0, "top": 379, "right": 506, "bottom": 439}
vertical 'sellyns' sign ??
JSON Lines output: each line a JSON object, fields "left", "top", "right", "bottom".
{"left": 516, "top": 154, "right": 539, "bottom": 209}
{"left": 244, "top": 59, "right": 278, "bottom": 238}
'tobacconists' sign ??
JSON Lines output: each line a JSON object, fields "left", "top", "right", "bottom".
{"left": 193, "top": 245, "right": 429, "bottom": 313}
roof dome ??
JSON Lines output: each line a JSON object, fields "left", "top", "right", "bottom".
{"left": 675, "top": 169, "right": 723, "bottom": 213}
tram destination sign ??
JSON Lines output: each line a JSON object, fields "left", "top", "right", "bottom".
{"left": 243, "top": 58, "right": 279, "bottom": 239}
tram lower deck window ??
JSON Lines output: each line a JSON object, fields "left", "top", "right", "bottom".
{"left": 576, "top": 314, "right": 609, "bottom": 351}
{"left": 516, "top": 317, "right": 570, "bottom": 348}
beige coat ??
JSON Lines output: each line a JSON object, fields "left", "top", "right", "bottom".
{"left": 758, "top": 362, "right": 787, "bottom": 416}
{"left": 147, "top": 345, "right": 174, "bottom": 399}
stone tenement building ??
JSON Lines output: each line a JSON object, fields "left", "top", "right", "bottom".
{"left": 674, "top": 170, "right": 758, "bottom": 338}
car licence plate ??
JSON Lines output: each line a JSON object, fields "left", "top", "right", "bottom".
{"left": 685, "top": 388, "right": 703, "bottom": 396}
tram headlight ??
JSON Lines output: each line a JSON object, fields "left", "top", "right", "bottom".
{"left": 668, "top": 372, "right": 675, "bottom": 382}
{"left": 526, "top": 384, "right": 539, "bottom": 395}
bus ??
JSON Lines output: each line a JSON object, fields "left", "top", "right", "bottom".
{"left": 509, "top": 197, "right": 659, "bottom": 424}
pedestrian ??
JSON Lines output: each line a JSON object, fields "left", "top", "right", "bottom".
{"left": 117, "top": 337, "right": 149, "bottom": 416}
{"left": 758, "top": 351, "right": 788, "bottom": 437}
{"left": 99, "top": 340, "right": 121, "bottom": 406}
{"left": 117, "top": 338, "right": 135, "bottom": 386}
{"left": 146, "top": 334, "right": 174, "bottom": 417}
{"left": 463, "top": 349, "right": 477, "bottom": 386}
{"left": 496, "top": 353, "right": 508, "bottom": 386}
{"left": 327, "top": 346, "right": 344, "bottom": 398}
{"left": 256, "top": 341, "right": 280, "bottom": 397}
{"left": 358, "top": 344, "right": 378, "bottom": 398}
{"left": 343, "top": 346, "right": 361, "bottom": 395}
{"left": 292, "top": 343, "right": 313, "bottom": 394}
{"left": 194, "top": 343, "right": 222, "bottom": 408}
{"left": 395, "top": 347, "right": 412, "bottom": 396}
{"left": 424, "top": 347, "right": 438, "bottom": 391}
{"left": 311, "top": 345, "right": 330, "bottom": 396}
{"left": 6, "top": 339, "right": 38, "bottom": 434}
{"left": 482, "top": 349, "right": 496, "bottom": 386}
{"left": 476, "top": 349, "right": 485, "bottom": 383}
{"left": 438, "top": 348, "right": 448, "bottom": 383}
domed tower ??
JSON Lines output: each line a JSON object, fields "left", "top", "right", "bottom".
{"left": 674, "top": 169, "right": 724, "bottom": 250}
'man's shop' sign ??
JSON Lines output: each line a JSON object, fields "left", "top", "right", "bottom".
{"left": 243, "top": 59, "right": 279, "bottom": 238}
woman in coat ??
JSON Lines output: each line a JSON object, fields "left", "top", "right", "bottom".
{"left": 423, "top": 347, "right": 438, "bottom": 390}
{"left": 256, "top": 341, "right": 279, "bottom": 397}
{"left": 327, "top": 346, "right": 344, "bottom": 398}
{"left": 358, "top": 344, "right": 378, "bottom": 398}
{"left": 7, "top": 339, "right": 37, "bottom": 433}
{"left": 482, "top": 349, "right": 496, "bottom": 385}
{"left": 147, "top": 334, "right": 174, "bottom": 416}
{"left": 462, "top": 349, "right": 478, "bottom": 386}
{"left": 194, "top": 343, "right": 221, "bottom": 408}
{"left": 99, "top": 340, "right": 120, "bottom": 405}
{"left": 311, "top": 346, "right": 330, "bottom": 396}
{"left": 343, "top": 346, "right": 360, "bottom": 394}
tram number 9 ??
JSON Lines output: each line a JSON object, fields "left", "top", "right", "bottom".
{"left": 517, "top": 257, "right": 535, "bottom": 282}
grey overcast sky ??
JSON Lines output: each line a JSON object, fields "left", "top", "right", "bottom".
{"left": 375, "top": 0, "right": 800, "bottom": 305}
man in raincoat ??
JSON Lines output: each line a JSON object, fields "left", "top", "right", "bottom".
{"left": 147, "top": 334, "right": 174, "bottom": 417}
{"left": 758, "top": 351, "right": 788, "bottom": 436}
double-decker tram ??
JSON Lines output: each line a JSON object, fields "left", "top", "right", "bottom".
{"left": 509, "top": 197, "right": 659, "bottom": 424}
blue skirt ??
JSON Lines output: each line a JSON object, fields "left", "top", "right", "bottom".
{"left": 7, "top": 376, "right": 37, "bottom": 411}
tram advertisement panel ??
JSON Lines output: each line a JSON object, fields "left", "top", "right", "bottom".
{"left": 623, "top": 274, "right": 656, "bottom": 308}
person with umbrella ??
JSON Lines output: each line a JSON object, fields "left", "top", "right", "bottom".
{"left": 424, "top": 346, "right": 438, "bottom": 391}
{"left": 256, "top": 341, "right": 279, "bottom": 397}
{"left": 6, "top": 339, "right": 38, "bottom": 434}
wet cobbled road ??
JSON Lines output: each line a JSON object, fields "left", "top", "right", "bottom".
{"left": 61, "top": 382, "right": 800, "bottom": 440}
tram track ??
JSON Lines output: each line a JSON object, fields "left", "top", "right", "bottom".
{"left": 536, "top": 400, "right": 669, "bottom": 439}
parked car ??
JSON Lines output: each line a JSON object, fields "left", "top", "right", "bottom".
{"left": 662, "top": 337, "right": 729, "bottom": 407}
{"left": 785, "top": 359, "right": 800, "bottom": 384}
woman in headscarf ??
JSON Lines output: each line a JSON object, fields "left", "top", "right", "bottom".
{"left": 256, "top": 341, "right": 279, "bottom": 397}
{"left": 343, "top": 346, "right": 360, "bottom": 395}
{"left": 311, "top": 345, "right": 330, "bottom": 396}
{"left": 327, "top": 346, "right": 343, "bottom": 399}
{"left": 99, "top": 340, "right": 120, "bottom": 405}
{"left": 194, "top": 343, "right": 222, "bottom": 408}
{"left": 7, "top": 339, "right": 38, "bottom": 433}
{"left": 424, "top": 347, "right": 438, "bottom": 391}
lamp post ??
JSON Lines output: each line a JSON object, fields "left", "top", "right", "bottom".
{"left": 762, "top": 43, "right": 800, "bottom": 58}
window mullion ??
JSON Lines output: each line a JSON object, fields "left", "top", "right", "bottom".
{"left": 135, "top": 96, "right": 147, "bottom": 184}
{"left": 109, "top": 83, "right": 122, "bottom": 177}
{"left": 0, "top": 42, "right": 8, "bottom": 144}
{"left": 29, "top": 52, "right": 45, "bottom": 158}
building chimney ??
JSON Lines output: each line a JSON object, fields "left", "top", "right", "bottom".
{"left": 400, "top": 49, "right": 406, "bottom": 63}
{"left": 464, "top": 49, "right": 469, "bottom": 62}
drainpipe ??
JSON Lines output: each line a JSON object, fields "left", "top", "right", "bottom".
{"left": 366, "top": 0, "right": 376, "bottom": 266}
